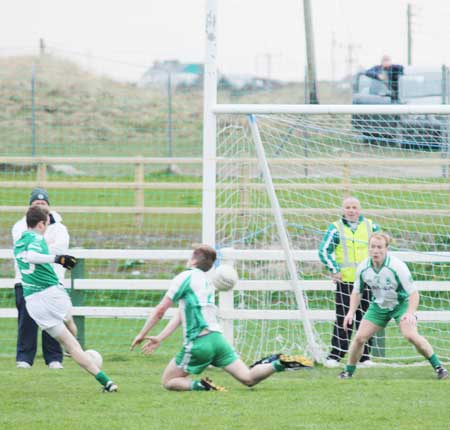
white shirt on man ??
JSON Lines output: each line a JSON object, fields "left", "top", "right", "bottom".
{"left": 354, "top": 254, "right": 417, "bottom": 310}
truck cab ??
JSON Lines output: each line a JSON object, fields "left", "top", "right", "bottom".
{"left": 352, "top": 66, "right": 447, "bottom": 150}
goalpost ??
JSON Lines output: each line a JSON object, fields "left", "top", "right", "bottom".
{"left": 205, "top": 0, "right": 450, "bottom": 364}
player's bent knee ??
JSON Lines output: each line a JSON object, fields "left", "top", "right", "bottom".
{"left": 162, "top": 381, "right": 173, "bottom": 391}
{"left": 161, "top": 375, "right": 170, "bottom": 387}
{"left": 400, "top": 325, "right": 418, "bottom": 343}
{"left": 240, "top": 377, "right": 254, "bottom": 387}
{"left": 228, "top": 368, "right": 253, "bottom": 386}
{"left": 162, "top": 379, "right": 182, "bottom": 391}
{"left": 354, "top": 333, "right": 368, "bottom": 345}
{"left": 235, "top": 371, "right": 255, "bottom": 386}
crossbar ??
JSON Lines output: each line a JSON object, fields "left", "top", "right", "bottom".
{"left": 213, "top": 104, "right": 450, "bottom": 115}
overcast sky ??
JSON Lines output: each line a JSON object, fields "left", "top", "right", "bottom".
{"left": 1, "top": 0, "right": 449, "bottom": 82}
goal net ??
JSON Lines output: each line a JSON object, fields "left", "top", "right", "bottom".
{"left": 215, "top": 109, "right": 450, "bottom": 365}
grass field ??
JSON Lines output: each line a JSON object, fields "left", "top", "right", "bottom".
{"left": 1, "top": 338, "right": 449, "bottom": 430}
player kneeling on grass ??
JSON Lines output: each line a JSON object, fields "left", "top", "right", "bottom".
{"left": 131, "top": 244, "right": 313, "bottom": 391}
{"left": 14, "top": 206, "right": 118, "bottom": 392}
{"left": 339, "top": 233, "right": 448, "bottom": 380}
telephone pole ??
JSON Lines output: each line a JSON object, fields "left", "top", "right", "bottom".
{"left": 346, "top": 43, "right": 356, "bottom": 80}
{"left": 345, "top": 43, "right": 360, "bottom": 84}
{"left": 407, "top": 3, "right": 413, "bottom": 65}
{"left": 255, "top": 52, "right": 282, "bottom": 79}
{"left": 331, "top": 31, "right": 337, "bottom": 82}
{"left": 303, "top": 0, "right": 319, "bottom": 104}
{"left": 39, "top": 38, "right": 45, "bottom": 56}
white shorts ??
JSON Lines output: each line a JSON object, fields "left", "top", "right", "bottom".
{"left": 25, "top": 286, "right": 72, "bottom": 331}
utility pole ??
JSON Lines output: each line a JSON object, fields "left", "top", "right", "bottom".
{"left": 303, "top": 0, "right": 319, "bottom": 104}
{"left": 255, "top": 52, "right": 281, "bottom": 79}
{"left": 407, "top": 3, "right": 413, "bottom": 65}
{"left": 345, "top": 43, "right": 360, "bottom": 84}
{"left": 265, "top": 53, "right": 272, "bottom": 79}
{"left": 39, "top": 38, "right": 45, "bottom": 56}
{"left": 331, "top": 31, "right": 337, "bottom": 82}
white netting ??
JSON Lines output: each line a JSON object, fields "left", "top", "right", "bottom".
{"left": 215, "top": 112, "right": 450, "bottom": 364}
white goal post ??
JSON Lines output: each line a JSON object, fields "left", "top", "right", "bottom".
{"left": 203, "top": 0, "right": 450, "bottom": 364}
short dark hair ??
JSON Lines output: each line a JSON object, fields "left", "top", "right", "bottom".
{"left": 26, "top": 205, "right": 50, "bottom": 228}
{"left": 192, "top": 244, "right": 217, "bottom": 272}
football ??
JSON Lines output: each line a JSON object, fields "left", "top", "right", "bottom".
{"left": 212, "top": 264, "right": 239, "bottom": 291}
{"left": 85, "top": 349, "right": 103, "bottom": 368}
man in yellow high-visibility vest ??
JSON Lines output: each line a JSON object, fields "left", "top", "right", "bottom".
{"left": 319, "top": 197, "right": 380, "bottom": 368}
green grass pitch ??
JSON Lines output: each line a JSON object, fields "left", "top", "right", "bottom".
{"left": 1, "top": 331, "right": 449, "bottom": 430}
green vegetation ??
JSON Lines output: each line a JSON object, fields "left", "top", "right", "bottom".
{"left": 0, "top": 325, "right": 449, "bottom": 430}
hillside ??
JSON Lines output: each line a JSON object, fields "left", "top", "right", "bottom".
{"left": 0, "top": 55, "right": 350, "bottom": 159}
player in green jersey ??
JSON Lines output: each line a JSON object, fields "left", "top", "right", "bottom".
{"left": 131, "top": 244, "right": 313, "bottom": 391}
{"left": 339, "top": 233, "right": 448, "bottom": 380}
{"left": 14, "top": 206, "right": 118, "bottom": 392}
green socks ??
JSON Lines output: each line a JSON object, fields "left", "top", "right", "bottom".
{"left": 191, "top": 380, "right": 207, "bottom": 391}
{"left": 428, "top": 354, "right": 441, "bottom": 369}
{"left": 272, "top": 360, "right": 285, "bottom": 372}
{"left": 95, "top": 371, "right": 111, "bottom": 387}
{"left": 345, "top": 364, "right": 356, "bottom": 375}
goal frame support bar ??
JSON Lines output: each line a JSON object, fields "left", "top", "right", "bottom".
{"left": 213, "top": 104, "right": 450, "bottom": 115}
{"left": 248, "top": 114, "right": 323, "bottom": 362}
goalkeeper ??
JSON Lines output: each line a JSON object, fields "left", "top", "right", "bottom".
{"left": 14, "top": 206, "right": 118, "bottom": 392}
{"left": 319, "top": 196, "right": 380, "bottom": 368}
{"left": 339, "top": 233, "right": 448, "bottom": 380}
{"left": 131, "top": 244, "right": 313, "bottom": 391}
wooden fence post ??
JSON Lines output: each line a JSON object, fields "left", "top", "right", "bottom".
{"left": 342, "top": 153, "right": 351, "bottom": 197}
{"left": 71, "top": 259, "right": 85, "bottom": 348}
{"left": 134, "top": 158, "right": 144, "bottom": 227}
{"left": 37, "top": 160, "right": 47, "bottom": 186}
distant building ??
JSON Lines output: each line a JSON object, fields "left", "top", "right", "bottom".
{"left": 219, "top": 74, "right": 281, "bottom": 91}
{"left": 138, "top": 60, "right": 203, "bottom": 88}
{"left": 139, "top": 60, "right": 282, "bottom": 91}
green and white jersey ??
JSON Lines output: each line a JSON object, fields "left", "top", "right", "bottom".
{"left": 166, "top": 268, "right": 221, "bottom": 344}
{"left": 14, "top": 230, "right": 59, "bottom": 297}
{"left": 355, "top": 254, "right": 417, "bottom": 310}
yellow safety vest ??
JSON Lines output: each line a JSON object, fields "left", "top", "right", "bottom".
{"left": 333, "top": 218, "right": 373, "bottom": 282}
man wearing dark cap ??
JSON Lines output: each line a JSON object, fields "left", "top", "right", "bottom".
{"left": 12, "top": 188, "right": 71, "bottom": 369}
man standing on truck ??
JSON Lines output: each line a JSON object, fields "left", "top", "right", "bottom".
{"left": 365, "top": 55, "right": 404, "bottom": 100}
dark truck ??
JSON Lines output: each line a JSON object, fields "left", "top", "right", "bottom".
{"left": 352, "top": 66, "right": 449, "bottom": 150}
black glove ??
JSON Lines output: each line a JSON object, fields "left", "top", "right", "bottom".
{"left": 55, "top": 255, "right": 77, "bottom": 270}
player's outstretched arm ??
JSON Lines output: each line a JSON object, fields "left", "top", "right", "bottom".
{"left": 22, "top": 250, "right": 57, "bottom": 264}
{"left": 142, "top": 309, "right": 181, "bottom": 355}
{"left": 131, "top": 295, "right": 173, "bottom": 350}
{"left": 401, "top": 290, "right": 419, "bottom": 324}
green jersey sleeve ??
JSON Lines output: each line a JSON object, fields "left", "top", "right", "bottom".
{"left": 318, "top": 224, "right": 340, "bottom": 273}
